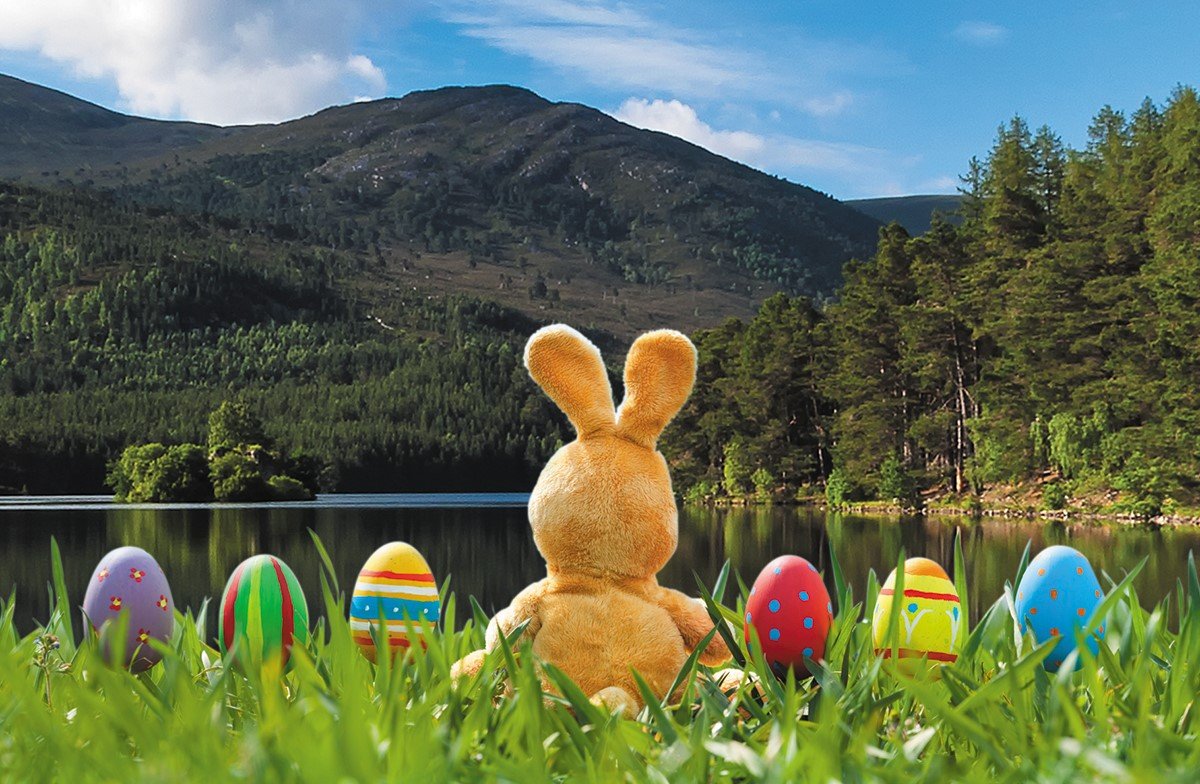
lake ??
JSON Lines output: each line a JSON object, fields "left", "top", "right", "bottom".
{"left": 3, "top": 494, "right": 1198, "bottom": 640}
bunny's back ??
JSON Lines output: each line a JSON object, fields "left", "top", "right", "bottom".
{"left": 532, "top": 573, "right": 689, "bottom": 700}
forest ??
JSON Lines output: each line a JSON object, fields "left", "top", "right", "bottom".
{"left": 0, "top": 182, "right": 568, "bottom": 492}
{"left": 1, "top": 88, "right": 1197, "bottom": 512}
{"left": 664, "top": 87, "right": 1200, "bottom": 517}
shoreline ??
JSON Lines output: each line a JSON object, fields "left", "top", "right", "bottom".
{"left": 3, "top": 490, "right": 1198, "bottom": 526}
{"left": 685, "top": 496, "right": 1200, "bottom": 528}
{"left": 0, "top": 492, "right": 533, "bottom": 511}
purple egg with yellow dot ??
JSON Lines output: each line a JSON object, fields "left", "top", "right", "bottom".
{"left": 1014, "top": 545, "right": 1105, "bottom": 671}
{"left": 81, "top": 546, "right": 174, "bottom": 673}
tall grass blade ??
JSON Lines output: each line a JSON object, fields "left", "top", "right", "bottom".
{"left": 954, "top": 526, "right": 970, "bottom": 631}
{"left": 49, "top": 537, "right": 75, "bottom": 656}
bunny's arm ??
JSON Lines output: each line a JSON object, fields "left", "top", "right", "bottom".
{"left": 485, "top": 579, "right": 546, "bottom": 652}
{"left": 657, "top": 587, "right": 732, "bottom": 666}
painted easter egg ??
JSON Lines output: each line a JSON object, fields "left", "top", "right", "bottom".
{"left": 350, "top": 542, "right": 440, "bottom": 661}
{"left": 219, "top": 554, "right": 309, "bottom": 669}
{"left": 871, "top": 557, "right": 963, "bottom": 675}
{"left": 82, "top": 546, "right": 174, "bottom": 673}
{"left": 1015, "top": 545, "right": 1105, "bottom": 671}
{"left": 744, "top": 555, "right": 833, "bottom": 677}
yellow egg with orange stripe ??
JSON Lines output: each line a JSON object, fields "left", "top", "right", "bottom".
{"left": 871, "top": 557, "right": 963, "bottom": 675}
{"left": 350, "top": 542, "right": 440, "bottom": 661}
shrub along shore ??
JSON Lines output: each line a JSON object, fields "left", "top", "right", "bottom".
{"left": 106, "top": 402, "right": 319, "bottom": 502}
{"left": 683, "top": 491, "right": 1200, "bottom": 528}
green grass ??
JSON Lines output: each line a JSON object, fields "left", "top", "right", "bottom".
{"left": 3, "top": 532, "right": 1200, "bottom": 782}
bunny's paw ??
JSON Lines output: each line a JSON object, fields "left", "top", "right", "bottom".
{"left": 589, "top": 686, "right": 640, "bottom": 715}
{"left": 450, "top": 649, "right": 486, "bottom": 682}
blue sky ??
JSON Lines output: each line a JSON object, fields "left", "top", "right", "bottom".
{"left": 1, "top": 1, "right": 1197, "bottom": 199}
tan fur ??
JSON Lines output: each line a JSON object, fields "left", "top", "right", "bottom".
{"left": 453, "top": 324, "right": 731, "bottom": 709}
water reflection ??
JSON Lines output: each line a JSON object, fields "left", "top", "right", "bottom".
{"left": 2, "top": 498, "right": 1198, "bottom": 640}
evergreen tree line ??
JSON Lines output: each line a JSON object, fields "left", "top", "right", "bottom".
{"left": 664, "top": 89, "right": 1200, "bottom": 517}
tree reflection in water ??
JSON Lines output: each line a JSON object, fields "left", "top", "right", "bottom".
{"left": 1, "top": 498, "right": 1195, "bottom": 639}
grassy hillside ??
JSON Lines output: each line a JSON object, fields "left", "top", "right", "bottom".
{"left": 2, "top": 77, "right": 881, "bottom": 338}
{"left": 0, "top": 74, "right": 229, "bottom": 179}
{"left": 105, "top": 85, "right": 881, "bottom": 334}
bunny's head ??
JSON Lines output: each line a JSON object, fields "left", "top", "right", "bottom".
{"left": 524, "top": 324, "right": 696, "bottom": 581}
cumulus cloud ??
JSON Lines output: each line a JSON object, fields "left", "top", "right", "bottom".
{"left": 613, "top": 97, "right": 904, "bottom": 195}
{"left": 615, "top": 98, "right": 766, "bottom": 162}
{"left": 346, "top": 54, "right": 387, "bottom": 92}
{"left": 0, "top": 0, "right": 390, "bottom": 125}
{"left": 953, "top": 21, "right": 1008, "bottom": 45}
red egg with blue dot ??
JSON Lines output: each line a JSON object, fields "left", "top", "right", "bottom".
{"left": 744, "top": 555, "right": 834, "bottom": 677}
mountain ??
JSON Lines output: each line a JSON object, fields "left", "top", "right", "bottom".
{"left": 0, "top": 74, "right": 884, "bottom": 493}
{"left": 847, "top": 194, "right": 963, "bottom": 235}
{"left": 1, "top": 77, "right": 882, "bottom": 337}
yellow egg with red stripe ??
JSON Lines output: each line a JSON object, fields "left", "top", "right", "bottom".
{"left": 350, "top": 542, "right": 440, "bottom": 661}
{"left": 871, "top": 557, "right": 963, "bottom": 675}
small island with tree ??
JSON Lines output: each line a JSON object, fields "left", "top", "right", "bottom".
{"left": 106, "top": 402, "right": 322, "bottom": 502}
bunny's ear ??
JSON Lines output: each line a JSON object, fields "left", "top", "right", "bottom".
{"left": 615, "top": 329, "right": 696, "bottom": 448}
{"left": 525, "top": 324, "right": 616, "bottom": 437}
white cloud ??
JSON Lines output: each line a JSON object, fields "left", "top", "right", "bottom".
{"left": 919, "top": 175, "right": 960, "bottom": 193}
{"left": 615, "top": 98, "right": 766, "bottom": 162}
{"left": 0, "top": 0, "right": 390, "bottom": 125}
{"left": 803, "top": 91, "right": 854, "bottom": 118}
{"left": 613, "top": 97, "right": 905, "bottom": 196}
{"left": 451, "top": 0, "right": 644, "bottom": 28}
{"left": 346, "top": 54, "right": 387, "bottom": 92}
{"left": 435, "top": 0, "right": 883, "bottom": 118}
{"left": 953, "top": 21, "right": 1008, "bottom": 45}
{"left": 467, "top": 26, "right": 747, "bottom": 99}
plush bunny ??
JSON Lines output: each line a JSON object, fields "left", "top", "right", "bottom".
{"left": 452, "top": 324, "right": 732, "bottom": 712}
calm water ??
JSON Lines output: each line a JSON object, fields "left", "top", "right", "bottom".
{"left": 2, "top": 494, "right": 1199, "bottom": 640}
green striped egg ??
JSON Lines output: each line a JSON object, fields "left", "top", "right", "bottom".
{"left": 218, "top": 554, "right": 309, "bottom": 669}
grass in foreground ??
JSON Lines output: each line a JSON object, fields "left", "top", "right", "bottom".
{"left": 2, "top": 532, "right": 1200, "bottom": 783}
